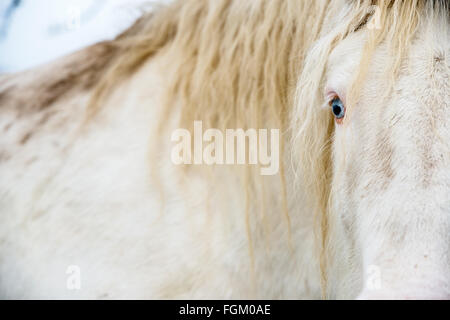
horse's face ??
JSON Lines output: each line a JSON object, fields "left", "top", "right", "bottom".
{"left": 326, "top": 24, "right": 450, "bottom": 299}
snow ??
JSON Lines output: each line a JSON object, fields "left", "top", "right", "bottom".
{"left": 0, "top": 0, "right": 171, "bottom": 72}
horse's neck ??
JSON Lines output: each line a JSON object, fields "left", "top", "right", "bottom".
{"left": 0, "top": 46, "right": 320, "bottom": 299}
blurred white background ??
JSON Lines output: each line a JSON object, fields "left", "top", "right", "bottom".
{"left": 0, "top": 0, "right": 170, "bottom": 73}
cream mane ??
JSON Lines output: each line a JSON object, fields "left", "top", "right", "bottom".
{"left": 88, "top": 0, "right": 336, "bottom": 274}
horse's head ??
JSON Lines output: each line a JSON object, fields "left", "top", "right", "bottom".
{"left": 294, "top": 1, "right": 449, "bottom": 299}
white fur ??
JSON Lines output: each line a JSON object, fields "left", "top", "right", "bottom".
{"left": 0, "top": 4, "right": 448, "bottom": 300}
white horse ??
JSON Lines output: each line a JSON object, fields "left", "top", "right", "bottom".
{"left": 0, "top": 0, "right": 448, "bottom": 299}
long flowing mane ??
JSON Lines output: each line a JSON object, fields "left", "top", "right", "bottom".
{"left": 1, "top": 0, "right": 448, "bottom": 297}
{"left": 87, "top": 0, "right": 337, "bottom": 275}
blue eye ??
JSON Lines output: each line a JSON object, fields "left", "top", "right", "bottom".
{"left": 331, "top": 97, "right": 345, "bottom": 120}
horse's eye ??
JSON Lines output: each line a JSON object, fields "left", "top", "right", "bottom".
{"left": 331, "top": 97, "right": 345, "bottom": 121}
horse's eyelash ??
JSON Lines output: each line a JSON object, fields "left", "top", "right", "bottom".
{"left": 322, "top": 97, "right": 337, "bottom": 110}
{"left": 324, "top": 93, "right": 339, "bottom": 107}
